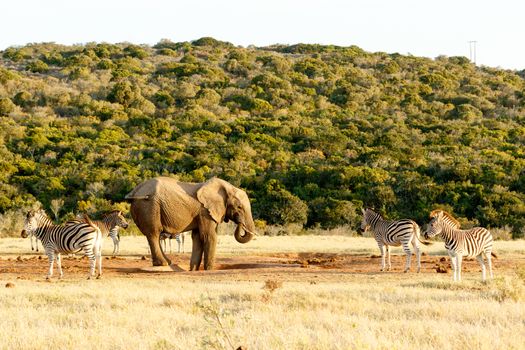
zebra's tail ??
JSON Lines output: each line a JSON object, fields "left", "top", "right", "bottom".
{"left": 82, "top": 214, "right": 102, "bottom": 235}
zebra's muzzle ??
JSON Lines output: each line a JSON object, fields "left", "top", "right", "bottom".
{"left": 21, "top": 230, "right": 28, "bottom": 238}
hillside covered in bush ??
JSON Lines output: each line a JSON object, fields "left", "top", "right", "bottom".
{"left": 0, "top": 38, "right": 524, "bottom": 236}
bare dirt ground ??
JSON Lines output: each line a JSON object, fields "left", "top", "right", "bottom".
{"left": 2, "top": 251, "right": 523, "bottom": 282}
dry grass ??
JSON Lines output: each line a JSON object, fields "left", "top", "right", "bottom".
{"left": 1, "top": 273, "right": 524, "bottom": 349}
{"left": 1, "top": 235, "right": 525, "bottom": 349}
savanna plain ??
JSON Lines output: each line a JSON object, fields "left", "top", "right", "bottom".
{"left": 1, "top": 234, "right": 524, "bottom": 350}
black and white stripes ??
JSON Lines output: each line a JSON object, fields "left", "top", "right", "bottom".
{"left": 361, "top": 208, "right": 428, "bottom": 273}
{"left": 424, "top": 210, "right": 495, "bottom": 281}
{"left": 22, "top": 209, "right": 103, "bottom": 279}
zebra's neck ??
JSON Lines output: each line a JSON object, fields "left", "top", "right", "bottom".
{"left": 98, "top": 216, "right": 119, "bottom": 233}
{"left": 34, "top": 218, "right": 54, "bottom": 239}
{"left": 368, "top": 212, "right": 388, "bottom": 230}
{"left": 438, "top": 224, "right": 461, "bottom": 246}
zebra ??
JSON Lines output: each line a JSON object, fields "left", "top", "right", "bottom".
{"left": 70, "top": 211, "right": 128, "bottom": 256}
{"left": 360, "top": 208, "right": 430, "bottom": 273}
{"left": 160, "top": 232, "right": 185, "bottom": 254}
{"left": 71, "top": 211, "right": 128, "bottom": 256}
{"left": 424, "top": 210, "right": 496, "bottom": 282}
{"left": 21, "top": 209, "right": 103, "bottom": 280}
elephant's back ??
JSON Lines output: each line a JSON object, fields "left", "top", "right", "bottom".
{"left": 126, "top": 177, "right": 201, "bottom": 199}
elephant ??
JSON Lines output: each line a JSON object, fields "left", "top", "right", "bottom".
{"left": 125, "top": 177, "right": 257, "bottom": 270}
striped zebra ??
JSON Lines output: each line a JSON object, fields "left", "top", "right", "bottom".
{"left": 361, "top": 208, "right": 430, "bottom": 273}
{"left": 21, "top": 209, "right": 103, "bottom": 280}
{"left": 160, "top": 232, "right": 185, "bottom": 254}
{"left": 424, "top": 210, "right": 496, "bottom": 281}
{"left": 70, "top": 211, "right": 128, "bottom": 256}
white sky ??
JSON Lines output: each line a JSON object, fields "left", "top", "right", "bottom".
{"left": 1, "top": 0, "right": 523, "bottom": 70}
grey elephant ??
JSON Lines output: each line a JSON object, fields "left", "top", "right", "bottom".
{"left": 125, "top": 177, "right": 257, "bottom": 270}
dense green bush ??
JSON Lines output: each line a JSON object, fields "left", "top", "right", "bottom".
{"left": 0, "top": 39, "right": 524, "bottom": 237}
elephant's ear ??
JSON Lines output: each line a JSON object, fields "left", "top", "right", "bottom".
{"left": 196, "top": 178, "right": 227, "bottom": 224}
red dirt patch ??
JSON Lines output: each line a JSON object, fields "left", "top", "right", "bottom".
{"left": 0, "top": 252, "right": 521, "bottom": 282}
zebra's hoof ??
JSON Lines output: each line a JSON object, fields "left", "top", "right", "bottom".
{"left": 96, "top": 275, "right": 102, "bottom": 279}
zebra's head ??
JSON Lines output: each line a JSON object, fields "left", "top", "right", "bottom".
{"left": 360, "top": 208, "right": 375, "bottom": 233}
{"left": 105, "top": 210, "right": 129, "bottom": 229}
{"left": 23, "top": 209, "right": 49, "bottom": 236}
{"left": 424, "top": 212, "right": 443, "bottom": 239}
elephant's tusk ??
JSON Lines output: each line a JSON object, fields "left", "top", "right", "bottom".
{"left": 242, "top": 224, "right": 258, "bottom": 236}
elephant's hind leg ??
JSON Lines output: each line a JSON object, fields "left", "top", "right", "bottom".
{"left": 190, "top": 229, "right": 203, "bottom": 271}
{"left": 147, "top": 232, "right": 171, "bottom": 266}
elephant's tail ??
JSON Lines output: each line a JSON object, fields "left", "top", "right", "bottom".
{"left": 124, "top": 193, "right": 150, "bottom": 201}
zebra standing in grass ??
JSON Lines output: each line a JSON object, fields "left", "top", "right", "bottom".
{"left": 361, "top": 208, "right": 430, "bottom": 273}
{"left": 424, "top": 210, "right": 496, "bottom": 281}
{"left": 21, "top": 209, "right": 103, "bottom": 279}
{"left": 160, "top": 232, "right": 185, "bottom": 253}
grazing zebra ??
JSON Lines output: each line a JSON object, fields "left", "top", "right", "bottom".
{"left": 21, "top": 209, "right": 103, "bottom": 280}
{"left": 160, "top": 232, "right": 185, "bottom": 253}
{"left": 425, "top": 210, "right": 495, "bottom": 281}
{"left": 361, "top": 208, "right": 430, "bottom": 273}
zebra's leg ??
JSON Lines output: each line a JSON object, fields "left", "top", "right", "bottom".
{"left": 46, "top": 250, "right": 55, "bottom": 280}
{"left": 56, "top": 253, "right": 63, "bottom": 279}
{"left": 111, "top": 235, "right": 118, "bottom": 256}
{"left": 476, "top": 254, "right": 486, "bottom": 282}
{"left": 448, "top": 251, "right": 457, "bottom": 281}
{"left": 30, "top": 235, "right": 34, "bottom": 251}
{"left": 386, "top": 246, "right": 392, "bottom": 271}
{"left": 402, "top": 243, "right": 412, "bottom": 273}
{"left": 456, "top": 255, "right": 463, "bottom": 281}
{"left": 486, "top": 251, "right": 494, "bottom": 279}
{"left": 169, "top": 237, "right": 172, "bottom": 254}
{"left": 378, "top": 244, "right": 386, "bottom": 271}
{"left": 36, "top": 238, "right": 39, "bottom": 252}
{"left": 413, "top": 238, "right": 421, "bottom": 273}
{"left": 84, "top": 246, "right": 96, "bottom": 279}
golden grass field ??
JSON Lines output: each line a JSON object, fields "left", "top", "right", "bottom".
{"left": 1, "top": 234, "right": 524, "bottom": 349}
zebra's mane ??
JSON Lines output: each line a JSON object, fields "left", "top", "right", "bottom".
{"left": 366, "top": 208, "right": 383, "bottom": 219}
{"left": 430, "top": 210, "right": 460, "bottom": 228}
{"left": 103, "top": 210, "right": 121, "bottom": 218}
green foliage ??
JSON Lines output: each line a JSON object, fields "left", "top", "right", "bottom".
{"left": 0, "top": 40, "right": 524, "bottom": 236}
{"left": 26, "top": 59, "right": 49, "bottom": 73}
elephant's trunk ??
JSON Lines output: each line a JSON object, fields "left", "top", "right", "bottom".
{"left": 234, "top": 223, "right": 255, "bottom": 244}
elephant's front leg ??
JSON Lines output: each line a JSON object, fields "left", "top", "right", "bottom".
{"left": 147, "top": 232, "right": 171, "bottom": 266}
{"left": 203, "top": 232, "right": 217, "bottom": 270}
{"left": 190, "top": 229, "right": 203, "bottom": 271}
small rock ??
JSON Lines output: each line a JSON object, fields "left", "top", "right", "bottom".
{"left": 16, "top": 256, "right": 23, "bottom": 261}
{"left": 141, "top": 256, "right": 147, "bottom": 260}
{"left": 439, "top": 257, "right": 446, "bottom": 262}
{"left": 5, "top": 282, "right": 15, "bottom": 288}
{"left": 436, "top": 265, "right": 448, "bottom": 273}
